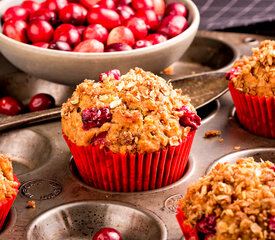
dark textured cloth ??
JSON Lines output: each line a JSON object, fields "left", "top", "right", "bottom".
{"left": 193, "top": 0, "right": 275, "bottom": 35}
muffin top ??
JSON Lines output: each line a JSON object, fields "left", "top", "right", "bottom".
{"left": 61, "top": 68, "right": 200, "bottom": 155}
{"left": 227, "top": 40, "right": 275, "bottom": 97}
{"left": 179, "top": 157, "right": 275, "bottom": 240}
{"left": 0, "top": 154, "right": 18, "bottom": 201}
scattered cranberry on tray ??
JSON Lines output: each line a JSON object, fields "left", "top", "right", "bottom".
{"left": 92, "top": 227, "right": 123, "bottom": 240}
{"left": 0, "top": 96, "right": 23, "bottom": 116}
{"left": 1, "top": 0, "right": 189, "bottom": 52}
{"left": 28, "top": 93, "right": 55, "bottom": 112}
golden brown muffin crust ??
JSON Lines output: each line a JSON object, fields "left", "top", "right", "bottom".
{"left": 62, "top": 68, "right": 196, "bottom": 154}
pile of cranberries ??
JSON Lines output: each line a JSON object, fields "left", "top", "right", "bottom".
{"left": 0, "top": 93, "right": 55, "bottom": 116}
{"left": 2, "top": 0, "right": 189, "bottom": 52}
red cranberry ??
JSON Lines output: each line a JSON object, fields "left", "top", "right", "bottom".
{"left": 2, "top": 6, "right": 29, "bottom": 22}
{"left": 165, "top": 2, "right": 187, "bottom": 17}
{"left": 32, "top": 41, "right": 49, "bottom": 48}
{"left": 132, "top": 0, "right": 153, "bottom": 11}
{"left": 124, "top": 17, "right": 147, "bottom": 40}
{"left": 152, "top": 0, "right": 165, "bottom": 16}
{"left": 59, "top": 3, "right": 87, "bottom": 25}
{"left": 269, "top": 216, "right": 275, "bottom": 231}
{"left": 271, "top": 166, "right": 275, "bottom": 171}
{"left": 107, "top": 26, "right": 135, "bottom": 46}
{"left": 225, "top": 66, "right": 240, "bottom": 80}
{"left": 54, "top": 24, "right": 81, "bottom": 47}
{"left": 196, "top": 215, "right": 216, "bottom": 235}
{"left": 81, "top": 107, "right": 112, "bottom": 130}
{"left": 0, "top": 97, "right": 23, "bottom": 116}
{"left": 105, "top": 42, "right": 132, "bottom": 52}
{"left": 29, "top": 93, "right": 55, "bottom": 112}
{"left": 29, "top": 8, "right": 57, "bottom": 24}
{"left": 133, "top": 39, "right": 151, "bottom": 49}
{"left": 93, "top": 228, "right": 122, "bottom": 240}
{"left": 27, "top": 19, "right": 54, "bottom": 43}
{"left": 83, "top": 24, "right": 108, "bottom": 43}
{"left": 87, "top": 7, "right": 120, "bottom": 30}
{"left": 48, "top": 40, "right": 72, "bottom": 50}
{"left": 90, "top": 131, "right": 107, "bottom": 146}
{"left": 80, "top": 0, "right": 101, "bottom": 9}
{"left": 45, "top": 0, "right": 68, "bottom": 13}
{"left": 99, "top": 69, "right": 121, "bottom": 81}
{"left": 179, "top": 105, "right": 201, "bottom": 131}
{"left": 146, "top": 33, "right": 167, "bottom": 45}
{"left": 116, "top": 5, "right": 134, "bottom": 22}
{"left": 157, "top": 15, "right": 188, "bottom": 38}
{"left": 115, "top": 0, "right": 132, "bottom": 7}
{"left": 135, "top": 9, "right": 158, "bottom": 30}
{"left": 99, "top": 0, "right": 115, "bottom": 10}
{"left": 73, "top": 39, "right": 104, "bottom": 52}
{"left": 22, "top": 0, "right": 41, "bottom": 14}
{"left": 3, "top": 19, "right": 28, "bottom": 43}
{"left": 76, "top": 25, "right": 86, "bottom": 38}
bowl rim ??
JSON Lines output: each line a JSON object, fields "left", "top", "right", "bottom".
{"left": 0, "top": 0, "right": 200, "bottom": 58}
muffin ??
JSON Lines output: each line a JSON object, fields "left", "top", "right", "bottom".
{"left": 62, "top": 68, "right": 201, "bottom": 192}
{"left": 227, "top": 40, "right": 275, "bottom": 138}
{"left": 0, "top": 154, "right": 19, "bottom": 229}
{"left": 177, "top": 157, "right": 275, "bottom": 240}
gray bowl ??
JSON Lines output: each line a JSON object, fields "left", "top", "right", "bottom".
{"left": 0, "top": 0, "right": 199, "bottom": 85}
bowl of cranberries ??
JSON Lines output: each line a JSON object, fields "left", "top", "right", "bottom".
{"left": 0, "top": 0, "right": 199, "bottom": 85}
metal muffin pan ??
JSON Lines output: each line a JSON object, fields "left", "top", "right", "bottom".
{"left": 0, "top": 31, "right": 275, "bottom": 240}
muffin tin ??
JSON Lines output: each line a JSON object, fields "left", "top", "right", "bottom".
{"left": 0, "top": 31, "right": 275, "bottom": 240}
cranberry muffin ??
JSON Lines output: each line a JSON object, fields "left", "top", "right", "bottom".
{"left": 177, "top": 157, "right": 275, "bottom": 240}
{"left": 227, "top": 40, "right": 275, "bottom": 138}
{"left": 62, "top": 68, "right": 200, "bottom": 192}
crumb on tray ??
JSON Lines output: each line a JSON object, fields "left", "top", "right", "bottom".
{"left": 204, "top": 130, "right": 221, "bottom": 138}
{"left": 27, "top": 201, "right": 36, "bottom": 208}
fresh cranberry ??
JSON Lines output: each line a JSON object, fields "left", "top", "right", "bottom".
{"left": 32, "top": 42, "right": 49, "bottom": 48}
{"left": 87, "top": 7, "right": 121, "bottom": 30}
{"left": 196, "top": 215, "right": 216, "bottom": 235}
{"left": 0, "top": 97, "right": 23, "bottom": 116}
{"left": 3, "top": 19, "right": 28, "bottom": 43}
{"left": 157, "top": 15, "right": 188, "bottom": 38}
{"left": 40, "top": 1, "right": 47, "bottom": 8}
{"left": 22, "top": 0, "right": 41, "bottom": 14}
{"left": 48, "top": 40, "right": 72, "bottom": 50}
{"left": 83, "top": 24, "right": 108, "bottom": 43}
{"left": 124, "top": 17, "right": 147, "bottom": 40}
{"left": 73, "top": 39, "right": 104, "bottom": 52}
{"left": 27, "top": 20, "right": 54, "bottom": 43}
{"left": 271, "top": 166, "right": 275, "bottom": 171}
{"left": 107, "top": 26, "right": 135, "bottom": 46}
{"left": 76, "top": 25, "right": 86, "bottom": 38}
{"left": 132, "top": 0, "right": 153, "bottom": 11}
{"left": 59, "top": 3, "right": 87, "bottom": 25}
{"left": 80, "top": 0, "right": 101, "bottom": 9}
{"left": 269, "top": 216, "right": 275, "bottom": 231}
{"left": 179, "top": 105, "right": 201, "bottom": 131}
{"left": 45, "top": 0, "right": 68, "bottom": 13}
{"left": 165, "top": 2, "right": 187, "bottom": 17}
{"left": 29, "top": 93, "right": 55, "bottom": 112}
{"left": 225, "top": 66, "right": 240, "bottom": 80}
{"left": 116, "top": 5, "right": 134, "bottom": 22}
{"left": 82, "top": 107, "right": 112, "bottom": 130}
{"left": 115, "top": 0, "right": 132, "bottom": 7}
{"left": 99, "top": 69, "right": 121, "bottom": 81}
{"left": 135, "top": 9, "right": 158, "bottom": 30}
{"left": 54, "top": 24, "right": 81, "bottom": 47}
{"left": 2, "top": 6, "right": 29, "bottom": 22}
{"left": 99, "top": 0, "right": 116, "bottom": 10}
{"left": 92, "top": 228, "right": 122, "bottom": 240}
{"left": 133, "top": 39, "right": 151, "bottom": 49}
{"left": 146, "top": 33, "right": 167, "bottom": 45}
{"left": 91, "top": 131, "right": 108, "bottom": 146}
{"left": 29, "top": 8, "right": 57, "bottom": 24}
{"left": 105, "top": 42, "right": 132, "bottom": 52}
{"left": 152, "top": 0, "right": 165, "bottom": 16}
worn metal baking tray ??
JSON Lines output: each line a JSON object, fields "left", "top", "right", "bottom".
{"left": 0, "top": 31, "right": 275, "bottom": 240}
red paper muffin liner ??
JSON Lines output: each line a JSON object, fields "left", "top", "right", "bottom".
{"left": 229, "top": 81, "right": 275, "bottom": 138}
{"left": 0, "top": 175, "right": 19, "bottom": 230}
{"left": 64, "top": 130, "right": 195, "bottom": 192}
{"left": 176, "top": 207, "right": 199, "bottom": 240}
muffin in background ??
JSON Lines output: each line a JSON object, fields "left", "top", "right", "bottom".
{"left": 62, "top": 68, "right": 200, "bottom": 192}
{"left": 177, "top": 157, "right": 275, "bottom": 240}
{"left": 0, "top": 154, "right": 20, "bottom": 229}
{"left": 227, "top": 40, "right": 275, "bottom": 138}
